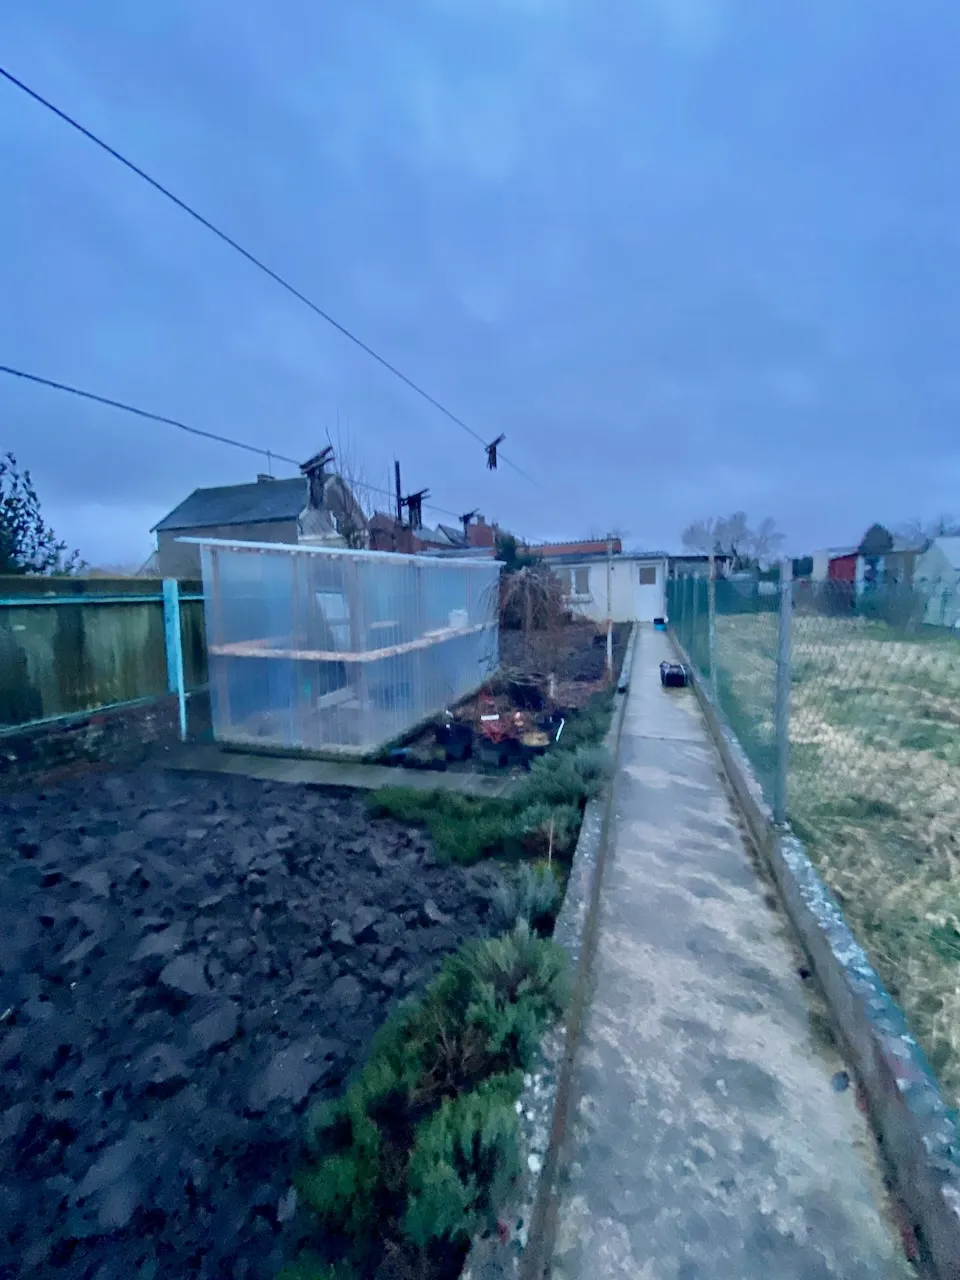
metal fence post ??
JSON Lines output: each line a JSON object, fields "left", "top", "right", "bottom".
{"left": 773, "top": 557, "right": 793, "bottom": 824}
{"left": 162, "top": 579, "right": 187, "bottom": 742}
{"left": 691, "top": 571, "right": 700, "bottom": 670}
{"left": 708, "top": 551, "right": 717, "bottom": 702}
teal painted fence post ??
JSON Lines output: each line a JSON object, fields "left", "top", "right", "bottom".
{"left": 162, "top": 579, "right": 187, "bottom": 742}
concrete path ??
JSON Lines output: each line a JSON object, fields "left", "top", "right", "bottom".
{"left": 160, "top": 742, "right": 517, "bottom": 798}
{"left": 550, "top": 628, "right": 910, "bottom": 1279}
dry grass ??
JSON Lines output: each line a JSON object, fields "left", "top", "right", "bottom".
{"left": 714, "top": 612, "right": 960, "bottom": 1100}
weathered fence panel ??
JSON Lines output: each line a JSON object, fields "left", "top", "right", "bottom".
{"left": 0, "top": 577, "right": 206, "bottom": 730}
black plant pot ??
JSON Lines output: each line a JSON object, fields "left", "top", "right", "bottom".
{"left": 508, "top": 676, "right": 545, "bottom": 711}
{"left": 477, "top": 736, "right": 522, "bottom": 770}
{"left": 435, "top": 721, "right": 473, "bottom": 761}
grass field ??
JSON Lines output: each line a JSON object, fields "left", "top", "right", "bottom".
{"left": 712, "top": 610, "right": 960, "bottom": 1102}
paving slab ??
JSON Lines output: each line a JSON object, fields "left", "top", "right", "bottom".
{"left": 160, "top": 741, "right": 517, "bottom": 798}
{"left": 550, "top": 627, "right": 910, "bottom": 1279}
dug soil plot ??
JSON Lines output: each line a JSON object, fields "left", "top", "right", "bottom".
{"left": 0, "top": 767, "right": 498, "bottom": 1279}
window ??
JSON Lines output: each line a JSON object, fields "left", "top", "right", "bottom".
{"left": 638, "top": 565, "right": 658, "bottom": 586}
{"left": 556, "top": 566, "right": 590, "bottom": 598}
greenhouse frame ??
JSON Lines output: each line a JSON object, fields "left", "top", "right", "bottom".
{"left": 187, "top": 538, "right": 501, "bottom": 758}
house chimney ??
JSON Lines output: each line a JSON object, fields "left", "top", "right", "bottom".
{"left": 299, "top": 446, "right": 335, "bottom": 508}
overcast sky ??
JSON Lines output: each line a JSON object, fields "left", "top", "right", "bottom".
{"left": 2, "top": 1, "right": 959, "bottom": 566}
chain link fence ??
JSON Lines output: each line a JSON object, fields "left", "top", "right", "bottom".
{"left": 668, "top": 568, "right": 960, "bottom": 1102}
{"left": 668, "top": 570, "right": 783, "bottom": 801}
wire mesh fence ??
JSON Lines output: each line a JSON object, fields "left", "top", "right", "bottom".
{"left": 669, "top": 568, "right": 960, "bottom": 1102}
{"left": 667, "top": 570, "right": 783, "bottom": 800}
{"left": 790, "top": 579, "right": 960, "bottom": 1098}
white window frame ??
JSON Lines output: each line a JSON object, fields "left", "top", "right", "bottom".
{"left": 556, "top": 564, "right": 593, "bottom": 600}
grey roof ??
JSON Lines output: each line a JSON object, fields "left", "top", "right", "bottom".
{"left": 932, "top": 536, "right": 960, "bottom": 570}
{"left": 669, "top": 551, "right": 729, "bottom": 560}
{"left": 539, "top": 549, "right": 668, "bottom": 567}
{"left": 437, "top": 523, "right": 469, "bottom": 546}
{"left": 152, "top": 478, "right": 307, "bottom": 532}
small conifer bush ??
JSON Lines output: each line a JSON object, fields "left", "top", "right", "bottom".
{"left": 293, "top": 924, "right": 567, "bottom": 1274}
{"left": 491, "top": 860, "right": 564, "bottom": 935}
{"left": 402, "top": 1073, "right": 524, "bottom": 1250}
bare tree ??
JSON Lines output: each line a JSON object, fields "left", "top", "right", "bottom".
{"left": 751, "top": 516, "right": 785, "bottom": 564}
{"left": 680, "top": 517, "right": 718, "bottom": 555}
{"left": 681, "top": 511, "right": 784, "bottom": 569}
{"left": 583, "top": 524, "right": 631, "bottom": 543}
{"left": 323, "top": 418, "right": 375, "bottom": 549}
{"left": 498, "top": 563, "right": 568, "bottom": 672}
{"left": 896, "top": 515, "right": 960, "bottom": 547}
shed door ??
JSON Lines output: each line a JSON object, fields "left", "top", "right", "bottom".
{"left": 633, "top": 562, "right": 662, "bottom": 621}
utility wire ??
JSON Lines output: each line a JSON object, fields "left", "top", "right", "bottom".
{"left": 0, "top": 364, "right": 464, "bottom": 520}
{"left": 0, "top": 64, "right": 540, "bottom": 488}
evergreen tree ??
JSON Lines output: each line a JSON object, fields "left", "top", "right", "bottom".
{"left": 0, "top": 453, "right": 84, "bottom": 575}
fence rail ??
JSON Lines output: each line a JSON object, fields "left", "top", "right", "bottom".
{"left": 0, "top": 577, "right": 206, "bottom": 733}
{"left": 668, "top": 567, "right": 960, "bottom": 1106}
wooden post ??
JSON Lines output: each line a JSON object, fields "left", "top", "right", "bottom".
{"left": 524, "top": 573, "right": 533, "bottom": 664}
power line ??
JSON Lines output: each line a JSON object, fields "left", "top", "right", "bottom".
{"left": 0, "top": 63, "right": 541, "bottom": 488}
{"left": 0, "top": 363, "right": 464, "bottom": 520}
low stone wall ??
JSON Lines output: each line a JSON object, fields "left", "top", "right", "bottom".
{"left": 0, "top": 691, "right": 211, "bottom": 793}
{"left": 464, "top": 626, "right": 638, "bottom": 1280}
{"left": 672, "top": 633, "right": 960, "bottom": 1280}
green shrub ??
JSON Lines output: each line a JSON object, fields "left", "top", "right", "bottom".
{"left": 367, "top": 689, "right": 615, "bottom": 870}
{"left": 492, "top": 860, "right": 564, "bottom": 934}
{"left": 570, "top": 744, "right": 614, "bottom": 791}
{"left": 515, "top": 745, "right": 612, "bottom": 810}
{"left": 298, "top": 1079, "right": 389, "bottom": 1242}
{"left": 556, "top": 691, "right": 614, "bottom": 752}
{"left": 402, "top": 1073, "right": 523, "bottom": 1250}
{"left": 295, "top": 924, "right": 567, "bottom": 1270}
{"left": 367, "top": 789, "right": 515, "bottom": 865}
{"left": 462, "top": 921, "right": 568, "bottom": 1067}
{"left": 511, "top": 803, "right": 582, "bottom": 861}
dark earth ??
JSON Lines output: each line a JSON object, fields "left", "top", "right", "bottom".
{"left": 499, "top": 621, "right": 629, "bottom": 684}
{"left": 0, "top": 767, "right": 499, "bottom": 1280}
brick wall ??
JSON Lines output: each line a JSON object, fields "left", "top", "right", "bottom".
{"left": 0, "top": 691, "right": 211, "bottom": 793}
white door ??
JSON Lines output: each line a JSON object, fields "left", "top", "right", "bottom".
{"left": 633, "top": 562, "right": 662, "bottom": 621}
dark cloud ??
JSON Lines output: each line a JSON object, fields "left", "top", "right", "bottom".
{"left": 1, "top": 0, "right": 959, "bottom": 565}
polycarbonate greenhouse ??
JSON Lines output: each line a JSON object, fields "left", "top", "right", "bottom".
{"left": 189, "top": 538, "right": 501, "bottom": 757}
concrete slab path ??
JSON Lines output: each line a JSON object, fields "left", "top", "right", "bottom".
{"left": 550, "top": 628, "right": 910, "bottom": 1279}
{"left": 159, "top": 742, "right": 517, "bottom": 798}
